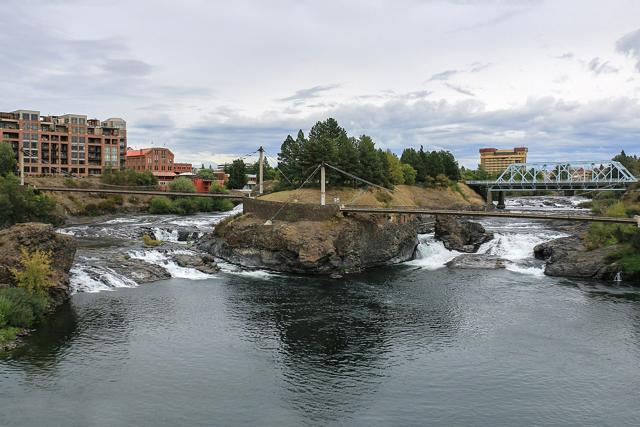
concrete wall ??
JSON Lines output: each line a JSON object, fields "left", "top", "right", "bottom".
{"left": 243, "top": 197, "right": 340, "bottom": 221}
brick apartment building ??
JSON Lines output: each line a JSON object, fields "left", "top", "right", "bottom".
{"left": 0, "top": 109, "right": 127, "bottom": 176}
{"left": 479, "top": 147, "right": 528, "bottom": 173}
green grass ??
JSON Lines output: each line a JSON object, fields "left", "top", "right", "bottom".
{"left": 0, "top": 327, "right": 21, "bottom": 349}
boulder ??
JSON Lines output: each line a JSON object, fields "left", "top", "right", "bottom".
{"left": 434, "top": 215, "right": 493, "bottom": 253}
{"left": 198, "top": 213, "right": 419, "bottom": 275}
{"left": 446, "top": 254, "right": 507, "bottom": 269}
{"left": 109, "top": 255, "right": 172, "bottom": 283}
{"left": 534, "top": 236, "right": 624, "bottom": 280}
{"left": 0, "top": 223, "right": 77, "bottom": 305}
{"left": 172, "top": 253, "right": 219, "bottom": 274}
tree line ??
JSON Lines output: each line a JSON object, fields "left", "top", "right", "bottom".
{"left": 273, "top": 118, "right": 461, "bottom": 189}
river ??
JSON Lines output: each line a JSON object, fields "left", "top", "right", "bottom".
{"left": 1, "top": 197, "right": 640, "bottom": 426}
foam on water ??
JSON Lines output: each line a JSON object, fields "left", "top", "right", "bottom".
{"left": 217, "top": 260, "right": 280, "bottom": 278}
{"left": 70, "top": 265, "right": 138, "bottom": 294}
{"left": 407, "top": 234, "right": 461, "bottom": 270}
{"left": 477, "top": 231, "right": 567, "bottom": 261}
{"left": 151, "top": 227, "right": 181, "bottom": 242}
{"left": 127, "top": 249, "right": 213, "bottom": 280}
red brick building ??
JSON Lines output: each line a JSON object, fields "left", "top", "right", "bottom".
{"left": 173, "top": 162, "right": 193, "bottom": 174}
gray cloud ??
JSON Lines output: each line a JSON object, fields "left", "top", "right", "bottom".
{"left": 102, "top": 59, "right": 154, "bottom": 76}
{"left": 445, "top": 83, "right": 476, "bottom": 97}
{"left": 555, "top": 52, "right": 574, "bottom": 60}
{"left": 587, "top": 57, "right": 619, "bottom": 75}
{"left": 469, "top": 62, "right": 492, "bottom": 72}
{"left": 616, "top": 28, "right": 640, "bottom": 71}
{"left": 428, "top": 69, "right": 460, "bottom": 81}
{"left": 278, "top": 84, "right": 340, "bottom": 103}
{"left": 165, "top": 95, "right": 640, "bottom": 168}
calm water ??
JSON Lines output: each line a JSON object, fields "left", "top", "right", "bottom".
{"left": 2, "top": 198, "right": 640, "bottom": 426}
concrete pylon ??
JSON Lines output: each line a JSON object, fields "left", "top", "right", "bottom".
{"left": 320, "top": 163, "right": 326, "bottom": 206}
{"left": 258, "top": 146, "right": 264, "bottom": 195}
{"left": 496, "top": 191, "right": 506, "bottom": 209}
{"left": 19, "top": 141, "right": 24, "bottom": 186}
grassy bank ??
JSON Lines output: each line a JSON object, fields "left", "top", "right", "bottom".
{"left": 585, "top": 185, "right": 640, "bottom": 278}
{"left": 259, "top": 182, "right": 484, "bottom": 209}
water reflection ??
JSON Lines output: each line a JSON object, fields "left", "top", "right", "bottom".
{"left": 220, "top": 265, "right": 464, "bottom": 421}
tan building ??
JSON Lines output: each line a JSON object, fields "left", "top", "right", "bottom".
{"left": 479, "top": 147, "right": 528, "bottom": 173}
{"left": 0, "top": 109, "right": 127, "bottom": 176}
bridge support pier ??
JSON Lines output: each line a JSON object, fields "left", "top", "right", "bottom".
{"left": 485, "top": 189, "right": 493, "bottom": 208}
{"left": 496, "top": 191, "right": 506, "bottom": 210}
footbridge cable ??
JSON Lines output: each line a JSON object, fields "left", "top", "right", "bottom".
{"left": 323, "top": 162, "right": 415, "bottom": 207}
{"left": 264, "top": 164, "right": 322, "bottom": 225}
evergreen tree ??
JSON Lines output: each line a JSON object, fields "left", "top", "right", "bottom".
{"left": 302, "top": 118, "right": 342, "bottom": 184}
{"left": 278, "top": 134, "right": 301, "bottom": 185}
{"left": 358, "top": 135, "right": 383, "bottom": 184}
{"left": 227, "top": 159, "right": 248, "bottom": 189}
{"left": 336, "top": 136, "right": 360, "bottom": 185}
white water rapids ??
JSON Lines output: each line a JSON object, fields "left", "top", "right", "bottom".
{"left": 63, "top": 197, "right": 587, "bottom": 293}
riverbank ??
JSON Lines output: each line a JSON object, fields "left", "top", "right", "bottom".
{"left": 0, "top": 223, "right": 76, "bottom": 351}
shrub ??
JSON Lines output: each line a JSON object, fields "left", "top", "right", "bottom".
{"left": 142, "top": 234, "right": 162, "bottom": 247}
{"left": 0, "top": 288, "right": 50, "bottom": 328}
{"left": 169, "top": 177, "right": 196, "bottom": 193}
{"left": 0, "top": 173, "right": 64, "bottom": 227}
{"left": 148, "top": 196, "right": 175, "bottom": 214}
{"left": 375, "top": 191, "right": 393, "bottom": 207}
{"left": 10, "top": 248, "right": 54, "bottom": 296}
{"left": 209, "top": 182, "right": 229, "bottom": 194}
{"left": 211, "top": 199, "right": 234, "bottom": 212}
{"left": 0, "top": 296, "right": 11, "bottom": 328}
{"left": 63, "top": 177, "right": 78, "bottom": 188}
{"left": 173, "top": 197, "right": 199, "bottom": 215}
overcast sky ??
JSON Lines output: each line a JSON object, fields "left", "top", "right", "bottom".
{"left": 2, "top": 0, "right": 640, "bottom": 167}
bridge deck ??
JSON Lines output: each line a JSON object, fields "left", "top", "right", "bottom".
{"left": 33, "top": 186, "right": 245, "bottom": 199}
{"left": 340, "top": 206, "right": 639, "bottom": 225}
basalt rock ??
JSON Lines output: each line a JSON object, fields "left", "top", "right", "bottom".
{"left": 198, "top": 213, "right": 419, "bottom": 275}
{"left": 0, "top": 223, "right": 77, "bottom": 305}
{"left": 173, "top": 253, "right": 219, "bottom": 274}
{"left": 109, "top": 255, "right": 172, "bottom": 283}
{"left": 446, "top": 254, "right": 507, "bottom": 269}
{"left": 434, "top": 215, "right": 493, "bottom": 253}
{"left": 534, "top": 236, "right": 624, "bottom": 280}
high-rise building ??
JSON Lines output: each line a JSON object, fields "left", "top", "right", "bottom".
{"left": 479, "top": 147, "right": 528, "bottom": 173}
{"left": 0, "top": 109, "right": 127, "bottom": 176}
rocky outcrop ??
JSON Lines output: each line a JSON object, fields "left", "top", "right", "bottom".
{"left": 534, "top": 236, "right": 623, "bottom": 280}
{"left": 198, "top": 213, "right": 419, "bottom": 274}
{"left": 173, "top": 253, "right": 219, "bottom": 274}
{"left": 446, "top": 254, "right": 507, "bottom": 269}
{"left": 434, "top": 215, "right": 493, "bottom": 253}
{"left": 0, "top": 223, "right": 77, "bottom": 305}
{"left": 109, "top": 255, "right": 172, "bottom": 283}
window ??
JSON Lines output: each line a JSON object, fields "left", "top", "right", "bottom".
{"left": 30, "top": 114, "right": 38, "bottom": 121}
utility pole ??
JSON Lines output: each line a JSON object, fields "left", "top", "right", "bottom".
{"left": 19, "top": 141, "right": 24, "bottom": 186}
{"left": 258, "top": 146, "right": 264, "bottom": 195}
{"left": 320, "top": 162, "right": 326, "bottom": 206}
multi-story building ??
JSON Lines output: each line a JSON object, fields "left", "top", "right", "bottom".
{"left": 0, "top": 109, "right": 127, "bottom": 176}
{"left": 173, "top": 162, "right": 193, "bottom": 174}
{"left": 479, "top": 147, "right": 528, "bottom": 173}
{"left": 125, "top": 147, "right": 180, "bottom": 187}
